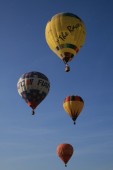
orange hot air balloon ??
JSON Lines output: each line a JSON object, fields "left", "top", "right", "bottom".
{"left": 56, "top": 143, "right": 74, "bottom": 167}
{"left": 63, "top": 95, "right": 84, "bottom": 124}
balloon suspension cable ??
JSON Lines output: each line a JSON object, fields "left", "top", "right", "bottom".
{"left": 65, "top": 64, "right": 70, "bottom": 72}
{"left": 72, "top": 115, "right": 77, "bottom": 125}
{"left": 32, "top": 110, "right": 35, "bottom": 115}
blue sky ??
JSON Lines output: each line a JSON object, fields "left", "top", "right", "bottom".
{"left": 0, "top": 0, "right": 113, "bottom": 169}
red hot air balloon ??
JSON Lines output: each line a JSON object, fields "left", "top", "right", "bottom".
{"left": 56, "top": 143, "right": 74, "bottom": 167}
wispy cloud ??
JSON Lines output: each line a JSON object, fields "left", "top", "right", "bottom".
{"left": 0, "top": 126, "right": 55, "bottom": 136}
{"left": 0, "top": 152, "right": 55, "bottom": 162}
{"left": 71, "top": 129, "right": 113, "bottom": 156}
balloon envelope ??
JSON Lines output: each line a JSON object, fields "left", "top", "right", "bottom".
{"left": 63, "top": 95, "right": 84, "bottom": 124}
{"left": 45, "top": 12, "right": 86, "bottom": 72}
{"left": 17, "top": 71, "right": 50, "bottom": 114}
{"left": 56, "top": 143, "right": 74, "bottom": 166}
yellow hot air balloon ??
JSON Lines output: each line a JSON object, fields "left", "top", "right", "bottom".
{"left": 63, "top": 95, "right": 84, "bottom": 124}
{"left": 45, "top": 12, "right": 86, "bottom": 72}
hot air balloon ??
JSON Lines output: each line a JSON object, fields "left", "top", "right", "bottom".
{"left": 17, "top": 71, "right": 50, "bottom": 115}
{"left": 45, "top": 12, "right": 86, "bottom": 72}
{"left": 63, "top": 95, "right": 84, "bottom": 124}
{"left": 56, "top": 143, "right": 74, "bottom": 167}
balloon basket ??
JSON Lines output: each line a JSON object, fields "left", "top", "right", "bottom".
{"left": 65, "top": 65, "right": 70, "bottom": 72}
